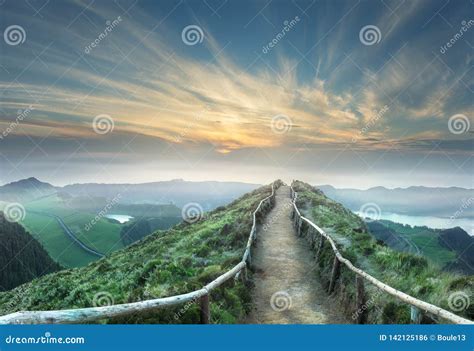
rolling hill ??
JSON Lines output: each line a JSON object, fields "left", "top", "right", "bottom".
{"left": 0, "top": 178, "right": 259, "bottom": 268}
{"left": 293, "top": 181, "right": 473, "bottom": 323}
{"left": 0, "top": 184, "right": 273, "bottom": 323}
{"left": 439, "top": 227, "right": 474, "bottom": 274}
{"left": 366, "top": 220, "right": 473, "bottom": 274}
{"left": 0, "top": 181, "right": 471, "bottom": 324}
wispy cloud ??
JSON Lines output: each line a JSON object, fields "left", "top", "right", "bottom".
{"left": 0, "top": 0, "right": 472, "bottom": 187}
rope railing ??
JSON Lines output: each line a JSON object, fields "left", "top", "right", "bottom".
{"left": 0, "top": 183, "right": 277, "bottom": 325}
{"left": 290, "top": 186, "right": 473, "bottom": 325}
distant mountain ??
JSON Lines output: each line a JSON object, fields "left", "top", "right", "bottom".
{"left": 62, "top": 180, "right": 261, "bottom": 210}
{"left": 0, "top": 177, "right": 57, "bottom": 202}
{"left": 439, "top": 227, "right": 474, "bottom": 274}
{"left": 317, "top": 185, "right": 474, "bottom": 218}
{"left": 0, "top": 178, "right": 261, "bottom": 211}
{"left": 0, "top": 213, "right": 61, "bottom": 291}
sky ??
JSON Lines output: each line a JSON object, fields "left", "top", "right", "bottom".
{"left": 0, "top": 0, "right": 472, "bottom": 188}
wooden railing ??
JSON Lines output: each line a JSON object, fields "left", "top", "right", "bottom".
{"left": 290, "top": 186, "right": 473, "bottom": 325}
{"left": 0, "top": 183, "right": 277, "bottom": 324}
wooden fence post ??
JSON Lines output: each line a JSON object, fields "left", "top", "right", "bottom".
{"left": 200, "top": 294, "right": 210, "bottom": 324}
{"left": 355, "top": 275, "right": 367, "bottom": 324}
{"left": 315, "top": 236, "right": 325, "bottom": 262}
{"left": 410, "top": 306, "right": 422, "bottom": 324}
{"left": 328, "top": 256, "right": 340, "bottom": 294}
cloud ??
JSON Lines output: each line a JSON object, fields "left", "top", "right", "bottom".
{"left": 0, "top": 0, "right": 471, "bottom": 158}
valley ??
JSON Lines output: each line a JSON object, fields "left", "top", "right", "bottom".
{"left": 1, "top": 181, "right": 471, "bottom": 324}
{"left": 0, "top": 178, "right": 260, "bottom": 268}
{"left": 365, "top": 220, "right": 473, "bottom": 274}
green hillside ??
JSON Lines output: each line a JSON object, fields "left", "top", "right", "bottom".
{"left": 20, "top": 194, "right": 182, "bottom": 268}
{"left": 0, "top": 184, "right": 274, "bottom": 323}
{"left": 21, "top": 195, "right": 122, "bottom": 267}
{"left": 0, "top": 214, "right": 61, "bottom": 291}
{"left": 21, "top": 212, "right": 97, "bottom": 268}
{"left": 293, "top": 181, "right": 473, "bottom": 323}
{"left": 366, "top": 220, "right": 457, "bottom": 269}
{"left": 1, "top": 181, "right": 470, "bottom": 324}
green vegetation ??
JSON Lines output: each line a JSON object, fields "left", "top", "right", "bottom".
{"left": 120, "top": 217, "right": 182, "bottom": 246}
{"left": 0, "top": 184, "right": 274, "bottom": 323}
{"left": 66, "top": 212, "right": 123, "bottom": 253}
{"left": 19, "top": 194, "right": 181, "bottom": 268}
{"left": 293, "top": 181, "right": 473, "bottom": 323}
{"left": 0, "top": 214, "right": 61, "bottom": 291}
{"left": 367, "top": 220, "right": 457, "bottom": 268}
{"left": 21, "top": 212, "right": 97, "bottom": 268}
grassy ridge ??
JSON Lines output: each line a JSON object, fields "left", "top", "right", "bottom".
{"left": 0, "top": 184, "right": 274, "bottom": 324}
{"left": 293, "top": 181, "right": 473, "bottom": 323}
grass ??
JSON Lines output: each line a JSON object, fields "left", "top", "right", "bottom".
{"left": 375, "top": 220, "right": 457, "bottom": 268}
{"left": 0, "top": 184, "right": 275, "bottom": 323}
{"left": 21, "top": 212, "right": 97, "bottom": 268}
{"left": 63, "top": 213, "right": 123, "bottom": 254}
{"left": 21, "top": 194, "right": 148, "bottom": 267}
{"left": 293, "top": 181, "right": 473, "bottom": 323}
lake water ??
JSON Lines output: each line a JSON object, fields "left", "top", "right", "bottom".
{"left": 104, "top": 214, "right": 134, "bottom": 224}
{"left": 355, "top": 211, "right": 473, "bottom": 235}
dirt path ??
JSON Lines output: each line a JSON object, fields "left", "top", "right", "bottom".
{"left": 246, "top": 186, "right": 348, "bottom": 324}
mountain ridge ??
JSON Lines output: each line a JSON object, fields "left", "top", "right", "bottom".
{"left": 317, "top": 184, "right": 474, "bottom": 218}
